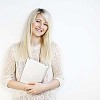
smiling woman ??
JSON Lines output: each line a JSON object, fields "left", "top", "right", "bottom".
{"left": 1, "top": 8, "right": 63, "bottom": 100}
{"left": 32, "top": 14, "right": 48, "bottom": 36}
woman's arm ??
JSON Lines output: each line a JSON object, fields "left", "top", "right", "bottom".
{"left": 26, "top": 79, "right": 59, "bottom": 94}
{"left": 2, "top": 46, "right": 16, "bottom": 87}
{"left": 43, "top": 79, "right": 60, "bottom": 91}
{"left": 2, "top": 45, "right": 34, "bottom": 91}
{"left": 8, "top": 80, "right": 34, "bottom": 91}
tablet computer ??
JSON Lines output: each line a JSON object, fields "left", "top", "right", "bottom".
{"left": 20, "top": 58, "right": 48, "bottom": 83}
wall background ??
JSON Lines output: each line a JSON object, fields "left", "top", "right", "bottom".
{"left": 0, "top": 0, "right": 100, "bottom": 100}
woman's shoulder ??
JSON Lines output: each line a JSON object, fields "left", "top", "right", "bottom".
{"left": 51, "top": 42, "right": 62, "bottom": 56}
{"left": 10, "top": 42, "right": 20, "bottom": 49}
{"left": 8, "top": 42, "right": 20, "bottom": 61}
{"left": 9, "top": 42, "right": 20, "bottom": 53}
{"left": 51, "top": 42, "right": 62, "bottom": 61}
{"left": 51, "top": 41, "right": 60, "bottom": 50}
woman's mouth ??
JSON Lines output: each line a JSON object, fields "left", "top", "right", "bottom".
{"left": 35, "top": 28, "right": 43, "bottom": 32}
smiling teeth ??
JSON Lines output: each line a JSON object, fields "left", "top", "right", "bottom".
{"left": 36, "top": 28, "right": 43, "bottom": 32}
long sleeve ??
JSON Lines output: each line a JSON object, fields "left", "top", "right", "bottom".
{"left": 51, "top": 43, "right": 64, "bottom": 87}
{"left": 2, "top": 45, "right": 16, "bottom": 87}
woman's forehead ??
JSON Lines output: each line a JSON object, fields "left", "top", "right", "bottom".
{"left": 35, "top": 13, "right": 47, "bottom": 22}
{"left": 31, "top": 12, "right": 49, "bottom": 24}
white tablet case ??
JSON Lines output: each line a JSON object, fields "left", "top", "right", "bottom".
{"left": 20, "top": 58, "right": 48, "bottom": 83}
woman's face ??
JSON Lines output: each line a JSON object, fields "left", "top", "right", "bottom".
{"left": 32, "top": 13, "right": 48, "bottom": 37}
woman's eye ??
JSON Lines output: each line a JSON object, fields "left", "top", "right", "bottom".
{"left": 44, "top": 23, "right": 48, "bottom": 26}
{"left": 36, "top": 20, "right": 40, "bottom": 23}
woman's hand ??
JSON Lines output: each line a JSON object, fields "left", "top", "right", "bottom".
{"left": 23, "top": 83, "right": 35, "bottom": 91}
{"left": 26, "top": 82, "right": 47, "bottom": 95}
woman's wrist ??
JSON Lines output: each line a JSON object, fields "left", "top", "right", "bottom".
{"left": 41, "top": 83, "right": 49, "bottom": 91}
{"left": 15, "top": 82, "right": 26, "bottom": 91}
{"left": 7, "top": 80, "right": 26, "bottom": 91}
{"left": 41, "top": 80, "right": 60, "bottom": 91}
{"left": 22, "top": 83, "right": 31, "bottom": 91}
{"left": 22, "top": 83, "right": 27, "bottom": 91}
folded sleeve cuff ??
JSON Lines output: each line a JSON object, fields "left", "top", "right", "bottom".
{"left": 54, "top": 76, "right": 64, "bottom": 87}
{"left": 1, "top": 76, "right": 12, "bottom": 88}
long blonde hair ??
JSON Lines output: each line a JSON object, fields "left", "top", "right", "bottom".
{"left": 17, "top": 8, "right": 52, "bottom": 66}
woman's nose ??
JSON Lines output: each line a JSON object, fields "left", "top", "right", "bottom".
{"left": 39, "top": 22, "right": 44, "bottom": 28}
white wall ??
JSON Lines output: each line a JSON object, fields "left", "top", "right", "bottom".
{"left": 0, "top": 0, "right": 100, "bottom": 100}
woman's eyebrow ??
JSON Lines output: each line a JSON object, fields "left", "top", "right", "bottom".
{"left": 35, "top": 18, "right": 41, "bottom": 21}
{"left": 44, "top": 22, "right": 48, "bottom": 24}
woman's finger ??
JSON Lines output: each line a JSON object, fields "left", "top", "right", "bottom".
{"left": 26, "top": 89, "right": 33, "bottom": 94}
{"left": 28, "top": 82, "right": 36, "bottom": 85}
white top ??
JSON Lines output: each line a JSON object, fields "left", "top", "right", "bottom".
{"left": 2, "top": 42, "right": 63, "bottom": 100}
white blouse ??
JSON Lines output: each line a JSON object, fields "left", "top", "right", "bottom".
{"left": 2, "top": 42, "right": 63, "bottom": 100}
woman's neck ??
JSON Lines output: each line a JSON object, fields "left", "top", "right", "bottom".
{"left": 31, "top": 36, "right": 41, "bottom": 46}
